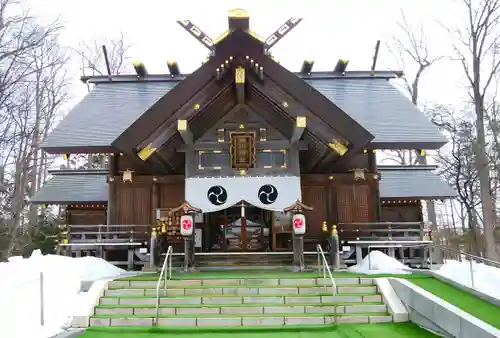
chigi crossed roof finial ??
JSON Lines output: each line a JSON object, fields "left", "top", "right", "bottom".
{"left": 176, "top": 9, "right": 302, "bottom": 54}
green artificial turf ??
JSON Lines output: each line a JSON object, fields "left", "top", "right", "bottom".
{"left": 90, "top": 312, "right": 389, "bottom": 319}
{"left": 409, "top": 277, "right": 500, "bottom": 329}
{"left": 117, "top": 270, "right": 428, "bottom": 281}
{"left": 78, "top": 323, "right": 439, "bottom": 337}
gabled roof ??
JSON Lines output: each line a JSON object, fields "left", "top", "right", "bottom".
{"left": 30, "top": 170, "right": 108, "bottom": 204}
{"left": 41, "top": 73, "right": 447, "bottom": 153}
{"left": 378, "top": 166, "right": 456, "bottom": 199}
{"left": 111, "top": 31, "right": 373, "bottom": 168}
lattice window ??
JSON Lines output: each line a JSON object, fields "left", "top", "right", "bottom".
{"left": 256, "top": 150, "right": 287, "bottom": 168}
{"left": 198, "top": 151, "right": 229, "bottom": 169}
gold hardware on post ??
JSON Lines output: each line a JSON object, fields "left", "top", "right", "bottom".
{"left": 151, "top": 228, "right": 157, "bottom": 237}
{"left": 331, "top": 225, "right": 338, "bottom": 236}
{"left": 321, "top": 221, "right": 327, "bottom": 232}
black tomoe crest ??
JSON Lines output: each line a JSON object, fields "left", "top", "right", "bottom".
{"left": 207, "top": 185, "right": 228, "bottom": 205}
{"left": 258, "top": 184, "right": 278, "bottom": 205}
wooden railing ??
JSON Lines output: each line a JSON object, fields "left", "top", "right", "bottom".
{"left": 337, "top": 222, "right": 425, "bottom": 241}
{"left": 64, "top": 224, "right": 151, "bottom": 244}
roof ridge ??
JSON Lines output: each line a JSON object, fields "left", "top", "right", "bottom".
{"left": 82, "top": 70, "right": 402, "bottom": 84}
{"left": 48, "top": 169, "right": 108, "bottom": 175}
{"left": 378, "top": 165, "right": 438, "bottom": 171}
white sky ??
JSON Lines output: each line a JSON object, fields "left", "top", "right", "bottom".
{"left": 28, "top": 0, "right": 469, "bottom": 109}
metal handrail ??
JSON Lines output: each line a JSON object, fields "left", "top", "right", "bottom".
{"left": 430, "top": 244, "right": 500, "bottom": 289}
{"left": 154, "top": 246, "right": 173, "bottom": 325}
{"left": 316, "top": 245, "right": 338, "bottom": 295}
{"left": 316, "top": 244, "right": 337, "bottom": 323}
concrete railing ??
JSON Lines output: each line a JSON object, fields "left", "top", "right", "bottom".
{"left": 389, "top": 278, "right": 500, "bottom": 338}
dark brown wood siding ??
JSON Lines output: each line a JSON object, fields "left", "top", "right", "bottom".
{"left": 159, "top": 182, "right": 185, "bottom": 208}
{"left": 67, "top": 208, "right": 106, "bottom": 225}
{"left": 336, "top": 184, "right": 371, "bottom": 223}
{"left": 301, "top": 184, "right": 326, "bottom": 236}
{"left": 115, "top": 183, "right": 152, "bottom": 225}
{"left": 381, "top": 204, "right": 422, "bottom": 222}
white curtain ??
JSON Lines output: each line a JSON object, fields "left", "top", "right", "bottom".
{"left": 185, "top": 176, "right": 302, "bottom": 213}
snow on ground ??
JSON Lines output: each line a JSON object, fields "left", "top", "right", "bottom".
{"left": 348, "top": 250, "right": 500, "bottom": 300}
{"left": 435, "top": 260, "right": 500, "bottom": 301}
{"left": 0, "top": 250, "right": 127, "bottom": 338}
{"left": 347, "top": 250, "right": 411, "bottom": 275}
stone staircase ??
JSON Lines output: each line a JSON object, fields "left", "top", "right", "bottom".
{"left": 88, "top": 275, "right": 393, "bottom": 327}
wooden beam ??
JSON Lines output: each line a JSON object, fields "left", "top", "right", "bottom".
{"left": 188, "top": 88, "right": 236, "bottom": 139}
{"left": 245, "top": 49, "right": 374, "bottom": 149}
{"left": 112, "top": 55, "right": 226, "bottom": 153}
{"left": 177, "top": 140, "right": 308, "bottom": 152}
{"left": 235, "top": 66, "right": 245, "bottom": 104}
{"left": 247, "top": 92, "right": 294, "bottom": 139}
{"left": 291, "top": 116, "right": 306, "bottom": 143}
{"left": 193, "top": 167, "right": 296, "bottom": 177}
{"left": 176, "top": 20, "right": 214, "bottom": 51}
{"left": 264, "top": 17, "right": 303, "bottom": 50}
{"left": 134, "top": 80, "right": 234, "bottom": 165}
{"left": 137, "top": 80, "right": 230, "bottom": 150}
{"left": 177, "top": 119, "right": 193, "bottom": 144}
{"left": 249, "top": 78, "right": 343, "bottom": 144}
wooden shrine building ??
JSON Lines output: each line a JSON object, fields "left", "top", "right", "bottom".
{"left": 31, "top": 10, "right": 455, "bottom": 265}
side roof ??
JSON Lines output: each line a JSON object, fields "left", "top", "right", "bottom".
{"left": 41, "top": 72, "right": 447, "bottom": 153}
{"left": 378, "top": 165, "right": 456, "bottom": 199}
{"left": 30, "top": 170, "right": 108, "bottom": 204}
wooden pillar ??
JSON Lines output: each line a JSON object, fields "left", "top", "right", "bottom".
{"left": 104, "top": 154, "right": 118, "bottom": 261}
{"left": 152, "top": 181, "right": 159, "bottom": 218}
{"left": 325, "top": 185, "right": 332, "bottom": 226}
{"left": 367, "top": 151, "right": 381, "bottom": 222}
{"left": 271, "top": 212, "right": 276, "bottom": 251}
{"left": 127, "top": 248, "right": 134, "bottom": 270}
{"left": 106, "top": 154, "right": 119, "bottom": 225}
{"left": 149, "top": 182, "right": 159, "bottom": 269}
{"left": 241, "top": 202, "right": 247, "bottom": 251}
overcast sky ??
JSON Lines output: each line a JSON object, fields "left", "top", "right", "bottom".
{"left": 27, "top": 0, "right": 469, "bottom": 110}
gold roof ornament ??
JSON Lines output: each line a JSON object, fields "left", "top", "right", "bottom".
{"left": 229, "top": 8, "right": 249, "bottom": 18}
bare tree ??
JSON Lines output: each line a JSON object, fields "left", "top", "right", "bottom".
{"left": 74, "top": 31, "right": 132, "bottom": 77}
{"left": 25, "top": 36, "right": 69, "bottom": 226}
{"left": 0, "top": 0, "right": 66, "bottom": 258}
{"left": 387, "top": 10, "right": 443, "bottom": 243}
{"left": 432, "top": 105, "right": 483, "bottom": 255}
{"left": 389, "top": 10, "right": 444, "bottom": 107}
{"left": 448, "top": 0, "right": 500, "bottom": 260}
